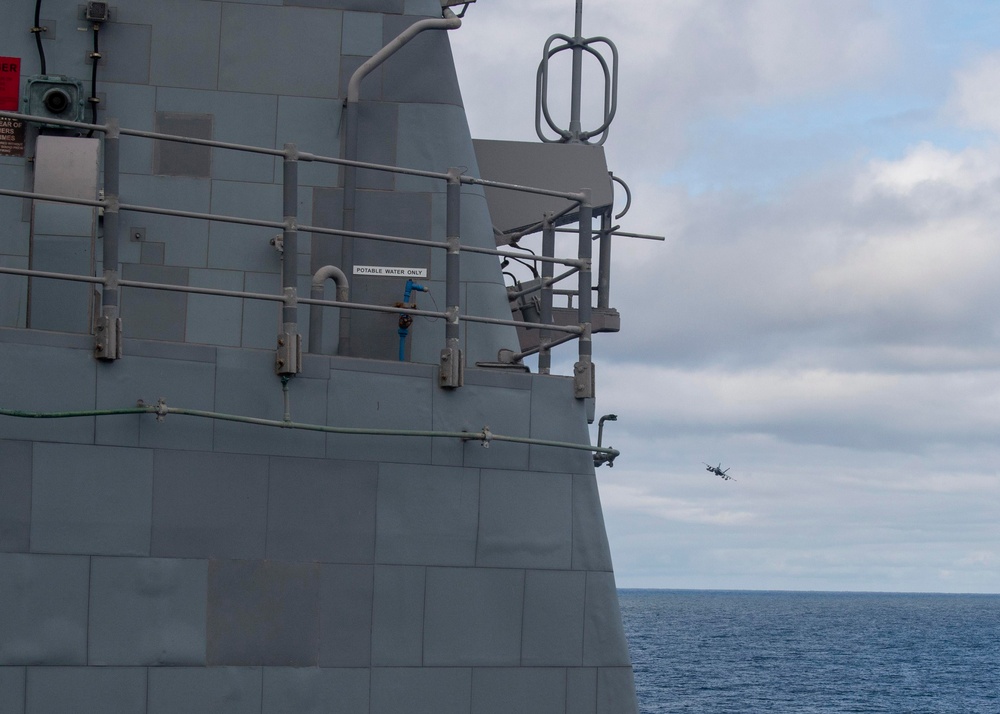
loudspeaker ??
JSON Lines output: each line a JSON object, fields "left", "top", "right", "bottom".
{"left": 25, "top": 75, "right": 86, "bottom": 126}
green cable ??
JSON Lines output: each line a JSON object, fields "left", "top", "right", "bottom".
{"left": 0, "top": 404, "right": 619, "bottom": 461}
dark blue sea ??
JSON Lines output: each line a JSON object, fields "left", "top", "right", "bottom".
{"left": 619, "top": 589, "right": 1000, "bottom": 713}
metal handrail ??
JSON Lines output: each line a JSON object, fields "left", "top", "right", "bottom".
{"left": 0, "top": 110, "right": 596, "bottom": 395}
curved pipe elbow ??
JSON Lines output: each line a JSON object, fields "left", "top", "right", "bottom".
{"left": 312, "top": 265, "right": 350, "bottom": 303}
{"left": 346, "top": 9, "right": 462, "bottom": 104}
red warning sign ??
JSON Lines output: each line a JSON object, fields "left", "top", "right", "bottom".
{"left": 0, "top": 56, "right": 19, "bottom": 110}
{"left": 0, "top": 56, "right": 25, "bottom": 157}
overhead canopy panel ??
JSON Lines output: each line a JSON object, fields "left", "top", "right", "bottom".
{"left": 472, "top": 139, "right": 614, "bottom": 240}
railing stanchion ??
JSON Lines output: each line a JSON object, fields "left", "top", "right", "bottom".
{"left": 440, "top": 168, "right": 464, "bottom": 388}
{"left": 574, "top": 189, "right": 594, "bottom": 399}
{"left": 95, "top": 117, "right": 122, "bottom": 360}
{"left": 539, "top": 213, "right": 555, "bottom": 374}
{"left": 275, "top": 143, "right": 301, "bottom": 376}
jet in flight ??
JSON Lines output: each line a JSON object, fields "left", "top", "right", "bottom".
{"left": 704, "top": 463, "right": 735, "bottom": 481}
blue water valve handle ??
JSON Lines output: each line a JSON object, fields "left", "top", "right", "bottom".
{"left": 398, "top": 279, "right": 428, "bottom": 361}
{"left": 403, "top": 278, "right": 427, "bottom": 304}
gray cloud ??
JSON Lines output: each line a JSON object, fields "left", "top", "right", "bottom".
{"left": 453, "top": 1, "right": 1000, "bottom": 593}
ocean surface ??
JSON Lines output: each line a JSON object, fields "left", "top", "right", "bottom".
{"left": 618, "top": 589, "right": 1000, "bottom": 713}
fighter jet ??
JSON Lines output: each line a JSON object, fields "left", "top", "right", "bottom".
{"left": 704, "top": 463, "right": 735, "bottom": 481}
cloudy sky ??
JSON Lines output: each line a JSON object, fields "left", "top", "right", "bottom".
{"left": 451, "top": 0, "right": 1000, "bottom": 594}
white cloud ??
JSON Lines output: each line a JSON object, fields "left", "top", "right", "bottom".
{"left": 948, "top": 50, "right": 1000, "bottom": 134}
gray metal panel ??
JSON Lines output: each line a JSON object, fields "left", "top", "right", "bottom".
{"left": 154, "top": 112, "right": 213, "bottom": 179}
{"left": 395, "top": 104, "right": 480, "bottom": 195}
{"left": 95, "top": 352, "right": 217, "bottom": 451}
{"left": 289, "top": 0, "right": 404, "bottom": 10}
{"left": 140, "top": 240, "right": 166, "bottom": 265}
{"left": 354, "top": 103, "right": 398, "bottom": 190}
{"left": 31, "top": 202, "right": 96, "bottom": 236}
{"left": 476, "top": 469, "right": 572, "bottom": 569}
{"left": 371, "top": 565, "right": 425, "bottom": 666}
{"left": 145, "top": 2, "right": 222, "bottom": 90}
{"left": 98, "top": 23, "right": 153, "bottom": 85}
{"left": 529, "top": 374, "right": 594, "bottom": 474}
{"left": 120, "top": 263, "right": 189, "bottom": 342}
{"left": 99, "top": 83, "right": 157, "bottom": 175}
{"left": 375, "top": 464, "right": 479, "bottom": 566}
{"left": 266, "top": 457, "right": 378, "bottom": 563}
{"left": 28, "top": 227, "right": 93, "bottom": 334}
{"left": 343, "top": 11, "right": 385, "bottom": 56}
{"left": 186, "top": 268, "right": 244, "bottom": 346}
{"left": 30, "top": 443, "right": 153, "bottom": 556}
{"left": 521, "top": 570, "right": 586, "bottom": 666}
{"left": 597, "top": 667, "right": 640, "bottom": 714}
{"left": 582, "top": 572, "right": 632, "bottom": 667}
{"left": 470, "top": 668, "right": 567, "bottom": 714}
{"left": 119, "top": 175, "right": 212, "bottom": 269}
{"left": 88, "top": 556, "right": 207, "bottom": 665}
{"left": 326, "top": 368, "right": 434, "bottom": 465}
{"left": 276, "top": 96, "right": 343, "bottom": 187}
{"left": 0, "top": 340, "right": 96, "bottom": 443}
{"left": 0, "top": 440, "right": 32, "bottom": 553}
{"left": 381, "top": 17, "right": 462, "bottom": 106}
{"left": 208, "top": 181, "right": 283, "bottom": 272}
{"left": 0, "top": 257, "right": 28, "bottom": 329}
{"left": 213, "top": 348, "right": 327, "bottom": 458}
{"left": 240, "top": 272, "right": 281, "bottom": 349}
{"left": 472, "top": 140, "right": 614, "bottom": 235}
{"left": 370, "top": 668, "right": 472, "bottom": 714}
{"left": 156, "top": 88, "right": 277, "bottom": 183}
{"left": 262, "top": 667, "right": 371, "bottom": 714}
{"left": 423, "top": 567, "right": 524, "bottom": 666}
{"left": 404, "top": 0, "right": 444, "bottom": 15}
{"left": 220, "top": 4, "right": 342, "bottom": 97}
{"left": 0, "top": 554, "right": 89, "bottom": 665}
{"left": 26, "top": 667, "right": 147, "bottom": 714}
{"left": 567, "top": 668, "right": 598, "bottom": 714}
{"left": 208, "top": 560, "right": 319, "bottom": 666}
{"left": 0, "top": 667, "right": 25, "bottom": 713}
{"left": 147, "top": 667, "right": 262, "bottom": 714}
{"left": 151, "top": 450, "right": 269, "bottom": 559}
{"left": 318, "top": 564, "right": 374, "bottom": 667}
{"left": 431, "top": 373, "right": 531, "bottom": 470}
{"left": 572, "top": 473, "right": 614, "bottom": 572}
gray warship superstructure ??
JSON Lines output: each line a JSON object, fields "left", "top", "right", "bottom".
{"left": 0, "top": 1, "right": 640, "bottom": 712}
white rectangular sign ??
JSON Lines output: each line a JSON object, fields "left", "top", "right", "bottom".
{"left": 353, "top": 265, "right": 428, "bottom": 278}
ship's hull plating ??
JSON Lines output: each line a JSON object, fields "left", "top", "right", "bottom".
{"left": 0, "top": 1, "right": 638, "bottom": 712}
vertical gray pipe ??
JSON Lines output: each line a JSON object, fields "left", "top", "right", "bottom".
{"left": 539, "top": 214, "right": 555, "bottom": 374}
{"left": 338, "top": 100, "right": 358, "bottom": 357}
{"left": 102, "top": 118, "right": 120, "bottom": 314}
{"left": 282, "top": 144, "right": 299, "bottom": 331}
{"left": 597, "top": 210, "right": 612, "bottom": 309}
{"left": 445, "top": 169, "right": 461, "bottom": 350}
{"left": 339, "top": 9, "right": 462, "bottom": 358}
{"left": 569, "top": 0, "right": 584, "bottom": 142}
{"left": 275, "top": 144, "right": 300, "bottom": 376}
{"left": 95, "top": 117, "right": 122, "bottom": 360}
{"left": 574, "top": 189, "right": 594, "bottom": 399}
{"left": 440, "top": 168, "right": 463, "bottom": 387}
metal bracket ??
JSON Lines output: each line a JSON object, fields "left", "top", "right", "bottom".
{"left": 94, "top": 310, "right": 122, "bottom": 360}
{"left": 573, "top": 359, "right": 594, "bottom": 399}
{"left": 439, "top": 346, "right": 464, "bottom": 388}
{"left": 275, "top": 331, "right": 301, "bottom": 376}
